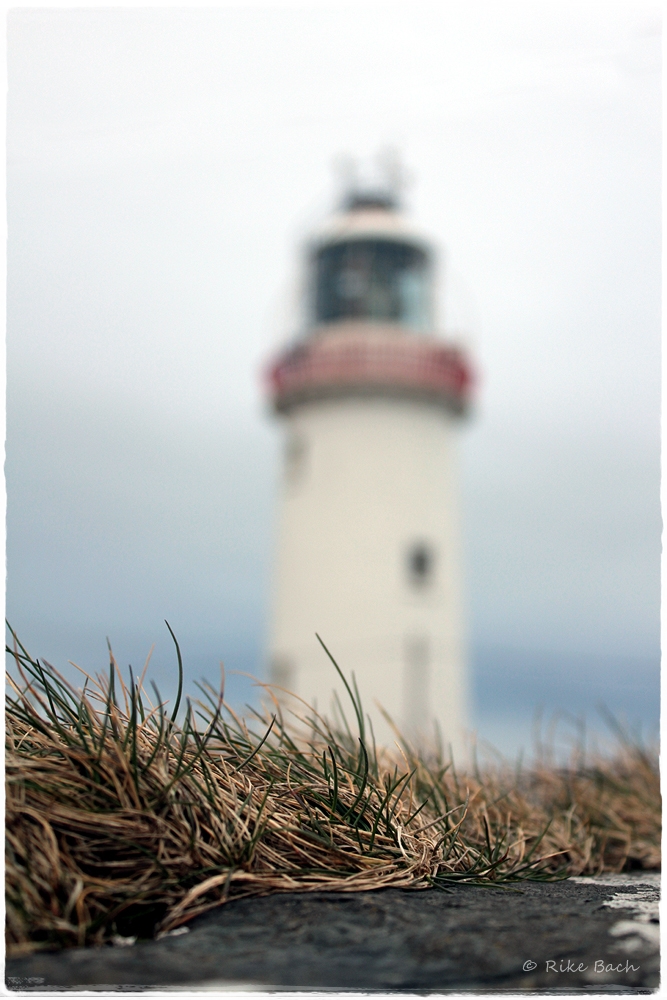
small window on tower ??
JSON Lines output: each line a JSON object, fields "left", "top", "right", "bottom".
{"left": 407, "top": 543, "right": 434, "bottom": 587}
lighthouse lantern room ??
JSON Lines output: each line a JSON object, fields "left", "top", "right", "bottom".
{"left": 266, "top": 180, "right": 473, "bottom": 755}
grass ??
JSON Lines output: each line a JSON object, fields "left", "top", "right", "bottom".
{"left": 6, "top": 624, "right": 660, "bottom": 957}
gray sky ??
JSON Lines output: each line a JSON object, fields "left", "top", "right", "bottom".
{"left": 7, "top": 3, "right": 661, "bottom": 754}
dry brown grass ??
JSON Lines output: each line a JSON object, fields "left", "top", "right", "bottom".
{"left": 6, "top": 628, "right": 660, "bottom": 957}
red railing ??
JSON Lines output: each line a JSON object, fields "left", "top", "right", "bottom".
{"left": 267, "top": 332, "right": 473, "bottom": 412}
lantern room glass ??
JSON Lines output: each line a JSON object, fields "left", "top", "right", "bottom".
{"left": 313, "top": 239, "right": 431, "bottom": 330}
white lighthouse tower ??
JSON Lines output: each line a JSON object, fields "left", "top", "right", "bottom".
{"left": 266, "top": 179, "right": 473, "bottom": 755}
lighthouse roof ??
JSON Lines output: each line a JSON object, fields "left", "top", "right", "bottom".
{"left": 310, "top": 200, "right": 431, "bottom": 255}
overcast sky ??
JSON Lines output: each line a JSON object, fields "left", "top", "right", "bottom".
{"left": 7, "top": 3, "right": 661, "bottom": 755}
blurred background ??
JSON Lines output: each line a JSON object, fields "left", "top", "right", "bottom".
{"left": 7, "top": 3, "right": 661, "bottom": 758}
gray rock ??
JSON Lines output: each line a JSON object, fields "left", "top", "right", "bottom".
{"left": 6, "top": 874, "right": 660, "bottom": 993}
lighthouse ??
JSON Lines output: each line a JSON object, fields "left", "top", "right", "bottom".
{"left": 266, "top": 179, "right": 473, "bottom": 755}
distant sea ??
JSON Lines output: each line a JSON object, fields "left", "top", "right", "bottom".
{"left": 472, "top": 646, "right": 660, "bottom": 761}
{"left": 7, "top": 627, "right": 659, "bottom": 765}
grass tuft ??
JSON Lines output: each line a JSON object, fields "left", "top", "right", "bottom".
{"left": 5, "top": 625, "right": 660, "bottom": 956}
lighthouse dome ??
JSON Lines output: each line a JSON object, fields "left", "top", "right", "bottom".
{"left": 311, "top": 191, "right": 431, "bottom": 254}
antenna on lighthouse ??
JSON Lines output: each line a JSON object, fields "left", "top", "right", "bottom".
{"left": 332, "top": 150, "right": 412, "bottom": 212}
{"left": 376, "top": 146, "right": 412, "bottom": 208}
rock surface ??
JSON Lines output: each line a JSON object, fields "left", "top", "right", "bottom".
{"left": 6, "top": 873, "right": 659, "bottom": 993}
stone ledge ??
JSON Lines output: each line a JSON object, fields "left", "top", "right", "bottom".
{"left": 6, "top": 874, "right": 660, "bottom": 993}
